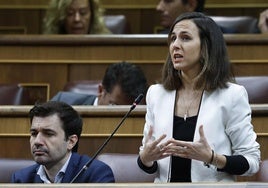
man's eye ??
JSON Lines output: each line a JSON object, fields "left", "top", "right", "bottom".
{"left": 30, "top": 132, "right": 37, "bottom": 136}
{"left": 44, "top": 132, "right": 55, "bottom": 136}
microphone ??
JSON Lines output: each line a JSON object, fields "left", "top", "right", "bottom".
{"left": 70, "top": 94, "right": 144, "bottom": 183}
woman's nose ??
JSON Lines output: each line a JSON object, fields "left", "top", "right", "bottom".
{"left": 173, "top": 38, "right": 181, "bottom": 49}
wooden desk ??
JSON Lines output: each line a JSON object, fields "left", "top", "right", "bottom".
{"left": 1, "top": 182, "right": 268, "bottom": 188}
{"left": 0, "top": 104, "right": 267, "bottom": 158}
{"left": 0, "top": 34, "right": 267, "bottom": 98}
{"left": 0, "top": 104, "right": 267, "bottom": 182}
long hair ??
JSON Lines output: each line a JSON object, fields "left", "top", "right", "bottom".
{"left": 162, "top": 12, "right": 233, "bottom": 91}
{"left": 43, "top": 0, "right": 110, "bottom": 34}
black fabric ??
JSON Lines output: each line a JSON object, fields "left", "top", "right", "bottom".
{"left": 50, "top": 91, "right": 96, "bottom": 105}
{"left": 170, "top": 115, "right": 197, "bottom": 182}
{"left": 218, "top": 155, "right": 249, "bottom": 175}
{"left": 137, "top": 156, "right": 158, "bottom": 174}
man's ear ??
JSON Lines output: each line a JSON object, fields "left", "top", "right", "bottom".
{"left": 185, "top": 0, "right": 198, "bottom": 12}
{"left": 67, "top": 135, "right": 78, "bottom": 151}
{"left": 98, "top": 83, "right": 103, "bottom": 97}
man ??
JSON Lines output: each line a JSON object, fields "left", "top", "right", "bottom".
{"left": 51, "top": 62, "right": 148, "bottom": 105}
{"left": 156, "top": 0, "right": 205, "bottom": 34}
{"left": 155, "top": 0, "right": 239, "bottom": 34}
{"left": 11, "top": 101, "right": 114, "bottom": 183}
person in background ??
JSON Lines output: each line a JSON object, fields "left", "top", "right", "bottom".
{"left": 137, "top": 12, "right": 260, "bottom": 182}
{"left": 258, "top": 9, "right": 268, "bottom": 33}
{"left": 156, "top": 0, "right": 205, "bottom": 34}
{"left": 51, "top": 62, "right": 148, "bottom": 105}
{"left": 43, "top": 0, "right": 111, "bottom": 34}
{"left": 11, "top": 101, "right": 114, "bottom": 183}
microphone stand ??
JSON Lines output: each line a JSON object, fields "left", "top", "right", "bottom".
{"left": 70, "top": 94, "right": 144, "bottom": 183}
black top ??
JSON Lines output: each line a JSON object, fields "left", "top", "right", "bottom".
{"left": 170, "top": 115, "right": 197, "bottom": 182}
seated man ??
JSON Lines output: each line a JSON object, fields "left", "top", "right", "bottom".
{"left": 156, "top": 0, "right": 205, "bottom": 34}
{"left": 51, "top": 62, "right": 148, "bottom": 105}
{"left": 11, "top": 101, "right": 115, "bottom": 183}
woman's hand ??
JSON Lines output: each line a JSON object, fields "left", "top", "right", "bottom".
{"left": 164, "top": 125, "right": 212, "bottom": 163}
{"left": 139, "top": 125, "right": 169, "bottom": 167}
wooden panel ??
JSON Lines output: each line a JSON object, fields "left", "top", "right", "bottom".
{"left": 0, "top": 34, "right": 267, "bottom": 97}
{"left": 0, "top": 26, "right": 26, "bottom": 34}
{"left": 0, "top": 0, "right": 267, "bottom": 34}
{"left": 0, "top": 9, "right": 43, "bottom": 34}
{"left": 0, "top": 105, "right": 267, "bottom": 182}
{"left": 0, "top": 0, "right": 267, "bottom": 9}
{"left": 0, "top": 104, "right": 267, "bottom": 156}
{"left": 20, "top": 83, "right": 50, "bottom": 103}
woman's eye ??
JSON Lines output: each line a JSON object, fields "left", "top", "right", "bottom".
{"left": 170, "top": 35, "right": 176, "bottom": 42}
{"left": 79, "top": 9, "right": 88, "bottom": 16}
{"left": 181, "top": 35, "right": 191, "bottom": 41}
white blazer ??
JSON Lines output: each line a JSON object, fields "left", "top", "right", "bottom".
{"left": 140, "top": 83, "right": 260, "bottom": 182}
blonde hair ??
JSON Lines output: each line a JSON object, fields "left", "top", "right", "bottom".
{"left": 43, "top": 0, "right": 111, "bottom": 34}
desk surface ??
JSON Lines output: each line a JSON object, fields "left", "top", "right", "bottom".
{"left": 0, "top": 104, "right": 267, "bottom": 116}
{"left": 0, "top": 105, "right": 267, "bottom": 182}
{"left": 1, "top": 34, "right": 268, "bottom": 45}
{"left": 1, "top": 182, "right": 268, "bottom": 188}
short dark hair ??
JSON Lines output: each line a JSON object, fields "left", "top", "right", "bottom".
{"left": 162, "top": 12, "right": 233, "bottom": 91}
{"left": 29, "top": 101, "right": 83, "bottom": 152}
{"left": 181, "top": 0, "right": 206, "bottom": 12}
{"left": 102, "top": 62, "right": 148, "bottom": 102}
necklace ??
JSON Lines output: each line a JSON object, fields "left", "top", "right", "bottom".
{"left": 180, "top": 90, "right": 201, "bottom": 121}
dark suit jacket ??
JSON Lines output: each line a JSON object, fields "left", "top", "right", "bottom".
{"left": 51, "top": 92, "right": 97, "bottom": 105}
{"left": 11, "top": 153, "right": 115, "bottom": 183}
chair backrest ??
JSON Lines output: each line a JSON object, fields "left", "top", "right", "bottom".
{"left": 235, "top": 76, "right": 268, "bottom": 104}
{"left": 0, "top": 158, "right": 35, "bottom": 183}
{"left": 63, "top": 80, "right": 101, "bottom": 96}
{"left": 210, "top": 16, "right": 259, "bottom": 33}
{"left": 104, "top": 15, "right": 129, "bottom": 34}
{"left": 97, "top": 153, "right": 156, "bottom": 182}
{"left": 0, "top": 83, "right": 31, "bottom": 105}
{"left": 256, "top": 159, "right": 268, "bottom": 182}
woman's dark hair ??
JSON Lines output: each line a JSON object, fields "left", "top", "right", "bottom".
{"left": 162, "top": 12, "right": 233, "bottom": 91}
{"left": 29, "top": 101, "right": 83, "bottom": 152}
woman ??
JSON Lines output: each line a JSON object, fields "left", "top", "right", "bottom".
{"left": 43, "top": 0, "right": 111, "bottom": 34}
{"left": 137, "top": 12, "right": 260, "bottom": 182}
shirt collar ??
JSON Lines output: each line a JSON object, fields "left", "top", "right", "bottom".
{"left": 93, "top": 97, "right": 98, "bottom": 106}
{"left": 37, "top": 153, "right": 72, "bottom": 183}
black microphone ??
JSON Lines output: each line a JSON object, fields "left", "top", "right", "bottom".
{"left": 70, "top": 94, "right": 144, "bottom": 183}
